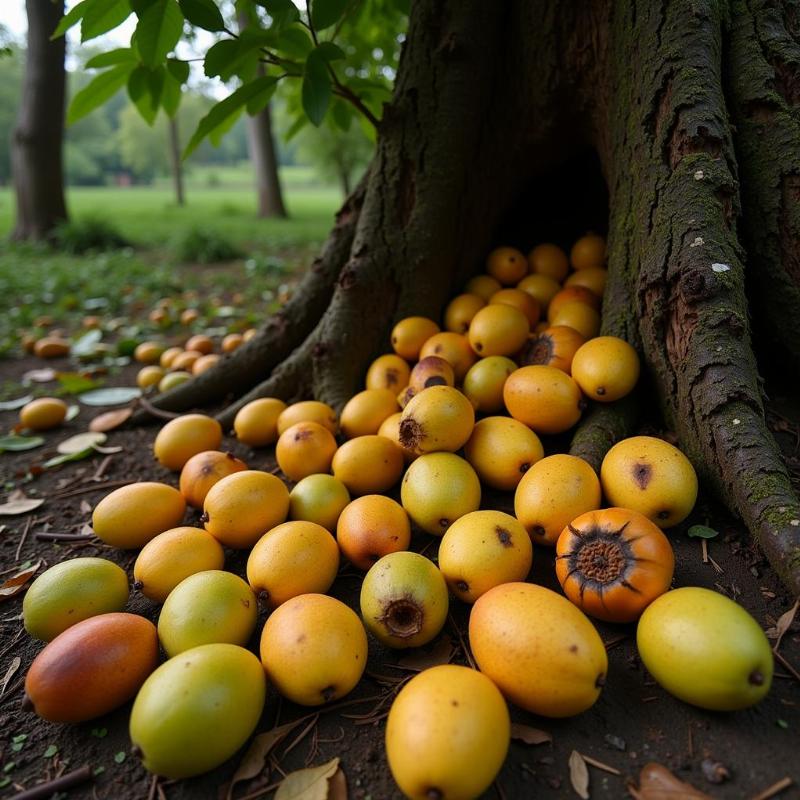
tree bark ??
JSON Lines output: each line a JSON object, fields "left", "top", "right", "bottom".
{"left": 11, "top": 0, "right": 68, "bottom": 241}
{"left": 168, "top": 116, "right": 185, "bottom": 207}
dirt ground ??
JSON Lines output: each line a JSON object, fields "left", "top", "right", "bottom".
{"left": 0, "top": 353, "right": 798, "bottom": 800}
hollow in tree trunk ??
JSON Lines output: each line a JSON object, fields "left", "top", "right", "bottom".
{"left": 147, "top": 0, "right": 800, "bottom": 595}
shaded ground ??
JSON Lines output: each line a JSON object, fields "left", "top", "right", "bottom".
{"left": 0, "top": 350, "right": 798, "bottom": 800}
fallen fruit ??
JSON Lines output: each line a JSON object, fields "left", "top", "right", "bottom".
{"left": 33, "top": 336, "right": 70, "bottom": 359}
{"left": 276, "top": 420, "right": 338, "bottom": 482}
{"left": 153, "top": 413, "right": 223, "bottom": 472}
{"left": 570, "top": 232, "right": 606, "bottom": 270}
{"left": 233, "top": 397, "right": 287, "bottom": 447}
{"left": 289, "top": 473, "right": 351, "bottom": 531}
{"left": 418, "top": 332, "right": 477, "bottom": 382}
{"left": 528, "top": 242, "right": 569, "bottom": 282}
{"left": 503, "top": 365, "right": 583, "bottom": 434}
{"left": 337, "top": 494, "right": 411, "bottom": 571}
{"left": 398, "top": 385, "right": 475, "bottom": 455}
{"left": 390, "top": 316, "right": 441, "bottom": 361}
{"left": 571, "top": 335, "right": 640, "bottom": 402}
{"left": 340, "top": 388, "right": 399, "bottom": 438}
{"left": 486, "top": 246, "right": 528, "bottom": 285}
{"left": 331, "top": 434, "right": 405, "bottom": 495}
{"left": 179, "top": 450, "right": 248, "bottom": 508}
{"left": 468, "top": 303, "right": 530, "bottom": 357}
{"left": 444, "top": 293, "right": 486, "bottom": 334}
{"left": 19, "top": 397, "right": 68, "bottom": 431}
{"left": 462, "top": 355, "right": 517, "bottom": 413}
{"left": 277, "top": 400, "right": 338, "bottom": 436}
{"left": 366, "top": 353, "right": 412, "bottom": 392}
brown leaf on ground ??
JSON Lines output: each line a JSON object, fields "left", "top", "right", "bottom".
{"left": 0, "top": 560, "right": 42, "bottom": 600}
{"left": 569, "top": 750, "right": 590, "bottom": 799}
{"left": 275, "top": 758, "right": 340, "bottom": 800}
{"left": 0, "top": 657, "right": 21, "bottom": 696}
{"left": 511, "top": 723, "right": 552, "bottom": 745}
{"left": 628, "top": 763, "right": 712, "bottom": 799}
{"left": 766, "top": 599, "right": 798, "bottom": 652}
{"left": 89, "top": 407, "right": 133, "bottom": 432}
{"left": 0, "top": 494, "right": 45, "bottom": 516}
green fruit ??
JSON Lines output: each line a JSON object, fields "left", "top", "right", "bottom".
{"left": 130, "top": 643, "right": 266, "bottom": 778}
{"left": 157, "top": 571, "right": 257, "bottom": 657}
{"left": 637, "top": 587, "right": 773, "bottom": 710}
{"left": 23, "top": 558, "right": 129, "bottom": 642}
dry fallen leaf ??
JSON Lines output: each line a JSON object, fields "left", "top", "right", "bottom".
{"left": 89, "top": 407, "right": 134, "bottom": 432}
{"left": 766, "top": 599, "right": 798, "bottom": 652}
{"left": 22, "top": 368, "right": 57, "bottom": 384}
{"left": 57, "top": 431, "right": 107, "bottom": 455}
{"left": 0, "top": 561, "right": 42, "bottom": 600}
{"left": 275, "top": 758, "right": 340, "bottom": 800}
{"left": 628, "top": 763, "right": 712, "bottom": 799}
{"left": 327, "top": 768, "right": 348, "bottom": 800}
{"left": 0, "top": 496, "right": 45, "bottom": 516}
{"left": 510, "top": 723, "right": 552, "bottom": 745}
{"left": 0, "top": 657, "right": 21, "bottom": 696}
{"left": 569, "top": 750, "right": 590, "bottom": 799}
{"left": 397, "top": 635, "right": 455, "bottom": 671}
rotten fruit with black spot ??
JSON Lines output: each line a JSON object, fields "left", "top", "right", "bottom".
{"left": 398, "top": 385, "right": 475, "bottom": 455}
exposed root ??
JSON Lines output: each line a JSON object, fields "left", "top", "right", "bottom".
{"left": 570, "top": 394, "right": 639, "bottom": 473}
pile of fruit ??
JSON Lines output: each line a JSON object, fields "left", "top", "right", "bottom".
{"left": 17, "top": 234, "right": 774, "bottom": 799}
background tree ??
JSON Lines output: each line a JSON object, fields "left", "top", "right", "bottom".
{"left": 55, "top": 0, "right": 800, "bottom": 596}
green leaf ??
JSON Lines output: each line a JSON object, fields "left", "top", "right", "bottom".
{"left": 114, "top": 752, "right": 127, "bottom": 764}
{"left": 52, "top": 0, "right": 91, "bottom": 39}
{"left": 314, "top": 41, "right": 345, "bottom": 61}
{"left": 57, "top": 372, "right": 102, "bottom": 395}
{"left": 85, "top": 48, "right": 137, "bottom": 68}
{"left": 166, "top": 57, "right": 190, "bottom": 83}
{"left": 78, "top": 387, "right": 142, "bottom": 406}
{"left": 178, "top": 0, "right": 224, "bottom": 31}
{"left": 203, "top": 39, "right": 240, "bottom": 78}
{"left": 285, "top": 113, "right": 307, "bottom": 141}
{"left": 161, "top": 71, "right": 183, "bottom": 117}
{"left": 68, "top": 63, "right": 133, "bottom": 124}
{"left": 128, "top": 64, "right": 165, "bottom": 124}
{"left": 0, "top": 396, "right": 33, "bottom": 411}
{"left": 278, "top": 25, "right": 313, "bottom": 59}
{"left": 71, "top": 329, "right": 103, "bottom": 356}
{"left": 42, "top": 448, "right": 96, "bottom": 469}
{"left": 256, "top": 0, "right": 300, "bottom": 29}
{"left": 43, "top": 745, "right": 58, "bottom": 759}
{"left": 687, "top": 525, "right": 719, "bottom": 539}
{"left": 302, "top": 48, "right": 331, "bottom": 126}
{"left": 81, "top": 0, "right": 132, "bottom": 42}
{"left": 209, "top": 105, "right": 244, "bottom": 146}
{"left": 135, "top": 0, "right": 184, "bottom": 67}
{"left": 330, "top": 99, "right": 352, "bottom": 131}
{"left": 310, "top": 0, "right": 349, "bottom": 31}
{"left": 246, "top": 78, "right": 278, "bottom": 115}
{"left": 0, "top": 436, "right": 44, "bottom": 453}
{"left": 184, "top": 76, "right": 277, "bottom": 156}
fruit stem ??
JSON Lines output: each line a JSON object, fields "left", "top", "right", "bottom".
{"left": 380, "top": 598, "right": 424, "bottom": 638}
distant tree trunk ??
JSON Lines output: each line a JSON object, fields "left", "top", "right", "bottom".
{"left": 11, "top": 0, "right": 68, "bottom": 241}
{"left": 168, "top": 116, "right": 185, "bottom": 207}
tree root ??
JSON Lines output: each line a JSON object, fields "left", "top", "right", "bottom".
{"left": 569, "top": 395, "right": 639, "bottom": 473}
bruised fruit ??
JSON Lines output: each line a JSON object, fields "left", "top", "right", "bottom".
{"left": 179, "top": 450, "right": 247, "bottom": 508}
{"left": 290, "top": 474, "right": 351, "bottom": 531}
{"left": 366, "top": 353, "right": 411, "bottom": 392}
{"left": 464, "top": 273, "right": 502, "bottom": 301}
{"left": 399, "top": 385, "right": 475, "bottom": 455}
{"left": 386, "top": 665, "right": 510, "bottom": 800}
{"left": 277, "top": 400, "right": 338, "bottom": 435}
{"left": 391, "top": 316, "right": 441, "bottom": 361}
{"left": 260, "top": 593, "right": 367, "bottom": 706}
{"left": 438, "top": 511, "right": 532, "bottom": 603}
{"left": 133, "top": 527, "right": 224, "bottom": 603}
{"left": 570, "top": 232, "right": 606, "bottom": 270}
{"left": 137, "top": 365, "right": 165, "bottom": 389}
{"left": 518, "top": 325, "right": 585, "bottom": 373}
{"left": 158, "top": 571, "right": 257, "bottom": 656}
{"left": 401, "top": 452, "right": 481, "bottom": 535}
{"left": 19, "top": 397, "right": 67, "bottom": 431}
{"left": 637, "top": 587, "right": 773, "bottom": 710}
{"left": 25, "top": 613, "right": 158, "bottom": 723}
{"left": 470, "top": 582, "right": 607, "bottom": 717}
{"left": 486, "top": 246, "right": 528, "bottom": 285}
{"left": 377, "top": 412, "right": 416, "bottom": 462}
{"left": 464, "top": 416, "right": 544, "bottom": 491}
{"left": 549, "top": 300, "right": 601, "bottom": 339}
{"left": 504, "top": 365, "right": 583, "bottom": 434}
{"left": 337, "top": 494, "right": 411, "bottom": 570}
{"left": 419, "top": 332, "right": 477, "bottom": 381}
{"left": 247, "top": 521, "right": 340, "bottom": 608}
{"left": 571, "top": 336, "right": 640, "bottom": 401}
{"left": 202, "top": 470, "right": 289, "bottom": 549}
{"left": 361, "top": 552, "right": 448, "bottom": 648}
{"left": 276, "top": 421, "right": 338, "bottom": 482}
{"left": 134, "top": 341, "right": 164, "bottom": 364}
{"left": 444, "top": 293, "right": 486, "bottom": 333}
{"left": 490, "top": 287, "right": 541, "bottom": 327}
{"left": 408, "top": 355, "right": 456, "bottom": 394}
{"left": 233, "top": 397, "right": 287, "bottom": 447}
{"left": 93, "top": 482, "right": 186, "bottom": 549}
{"left": 515, "top": 454, "right": 601, "bottom": 545}
{"left": 528, "top": 243, "right": 569, "bottom": 282}
{"left": 600, "top": 435, "right": 698, "bottom": 527}
{"left": 24, "top": 558, "right": 129, "bottom": 642}
{"left": 517, "top": 272, "right": 561, "bottom": 311}
{"left": 468, "top": 303, "right": 529, "bottom": 357}
{"left": 153, "top": 414, "right": 223, "bottom": 471}
{"left": 340, "top": 388, "right": 399, "bottom": 438}
{"left": 331, "top": 434, "right": 405, "bottom": 495}
{"left": 556, "top": 508, "right": 674, "bottom": 622}
{"left": 462, "top": 356, "right": 516, "bottom": 413}
{"left": 130, "top": 643, "right": 266, "bottom": 778}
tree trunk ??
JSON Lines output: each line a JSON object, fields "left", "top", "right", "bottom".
{"left": 168, "top": 116, "right": 185, "bottom": 207}
{"left": 148, "top": 0, "right": 800, "bottom": 595}
{"left": 11, "top": 0, "right": 68, "bottom": 241}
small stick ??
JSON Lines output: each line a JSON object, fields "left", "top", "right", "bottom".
{"left": 136, "top": 395, "right": 181, "bottom": 420}
{"left": 91, "top": 455, "right": 114, "bottom": 482}
{"left": 750, "top": 776, "right": 794, "bottom": 800}
{"left": 701, "top": 538, "right": 709, "bottom": 563}
{"left": 580, "top": 753, "right": 622, "bottom": 776}
{"left": 35, "top": 532, "right": 95, "bottom": 542}
{"left": 7, "top": 765, "right": 92, "bottom": 800}
{"left": 14, "top": 516, "right": 34, "bottom": 562}
{"left": 773, "top": 651, "right": 800, "bottom": 683}
{"left": 604, "top": 634, "right": 628, "bottom": 650}
{"left": 53, "top": 480, "right": 132, "bottom": 500}
{"left": 147, "top": 775, "right": 159, "bottom": 800}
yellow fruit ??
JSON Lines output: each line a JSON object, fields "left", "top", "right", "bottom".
{"left": 464, "top": 416, "right": 544, "bottom": 491}
{"left": 23, "top": 558, "right": 129, "bottom": 642}
{"left": 137, "top": 365, "right": 165, "bottom": 389}
{"left": 600, "top": 435, "right": 698, "bottom": 527}
{"left": 390, "top": 316, "right": 440, "bottom": 361}
{"left": 153, "top": 414, "right": 223, "bottom": 471}
{"left": 337, "top": 495, "right": 411, "bottom": 571}
{"left": 571, "top": 336, "right": 640, "bottom": 402}
{"left": 185, "top": 334, "right": 214, "bottom": 354}
{"left": 419, "top": 332, "right": 477, "bottom": 382}
{"left": 289, "top": 474, "right": 351, "bottom": 531}
{"left": 548, "top": 286, "right": 601, "bottom": 320}
{"left": 468, "top": 304, "right": 530, "bottom": 357}
{"left": 179, "top": 450, "right": 248, "bottom": 508}
{"left": 171, "top": 350, "right": 203, "bottom": 372}
{"left": 528, "top": 243, "right": 569, "bottom": 282}
{"left": 331, "top": 434, "right": 404, "bottom": 495}
{"left": 93, "top": 482, "right": 186, "bottom": 549}
{"left": 377, "top": 412, "right": 416, "bottom": 462}
{"left": 159, "top": 346, "right": 183, "bottom": 369}
{"left": 277, "top": 400, "right": 338, "bottom": 436}
{"left": 438, "top": 511, "right": 532, "bottom": 603}
{"left": 202, "top": 470, "right": 289, "bottom": 549}
{"left": 514, "top": 454, "right": 601, "bottom": 545}
{"left": 464, "top": 274, "right": 503, "bottom": 301}
{"left": 243, "top": 327, "right": 257, "bottom": 342}
{"left": 462, "top": 356, "right": 517, "bottom": 413}
{"left": 548, "top": 301, "right": 601, "bottom": 339}
{"left": 233, "top": 397, "right": 287, "bottom": 447}
{"left": 180, "top": 308, "right": 199, "bottom": 325}
{"left": 565, "top": 266, "right": 608, "bottom": 296}
{"left": 408, "top": 356, "right": 455, "bottom": 394}
{"left": 133, "top": 527, "right": 225, "bottom": 603}
{"left": 401, "top": 452, "right": 481, "bottom": 535}
{"left": 192, "top": 353, "right": 220, "bottom": 375}
{"left": 519, "top": 325, "right": 585, "bottom": 373}
{"left": 570, "top": 233, "right": 606, "bottom": 270}
{"left": 19, "top": 397, "right": 67, "bottom": 431}
{"left": 517, "top": 273, "right": 561, "bottom": 311}
{"left": 398, "top": 385, "right": 474, "bottom": 455}
{"left": 134, "top": 341, "right": 164, "bottom": 364}
{"left": 158, "top": 570, "right": 257, "bottom": 657}
{"left": 490, "top": 287, "right": 541, "bottom": 327}
{"left": 130, "top": 643, "right": 266, "bottom": 779}
{"left": 276, "top": 421, "right": 338, "bottom": 482}
{"left": 158, "top": 371, "right": 191, "bottom": 393}
{"left": 260, "top": 593, "right": 367, "bottom": 706}
{"left": 366, "top": 353, "right": 411, "bottom": 392}
{"left": 221, "top": 333, "right": 243, "bottom": 353}
{"left": 470, "top": 582, "right": 607, "bottom": 717}
{"left": 247, "top": 521, "right": 340, "bottom": 608}
{"left": 638, "top": 587, "right": 773, "bottom": 710}
{"left": 386, "top": 665, "right": 510, "bottom": 800}
{"left": 360, "top": 552, "right": 448, "bottom": 648}
{"left": 503, "top": 365, "right": 583, "bottom": 434}
{"left": 444, "top": 293, "right": 486, "bottom": 333}
{"left": 340, "top": 388, "right": 399, "bottom": 438}
{"left": 486, "top": 246, "right": 528, "bottom": 285}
